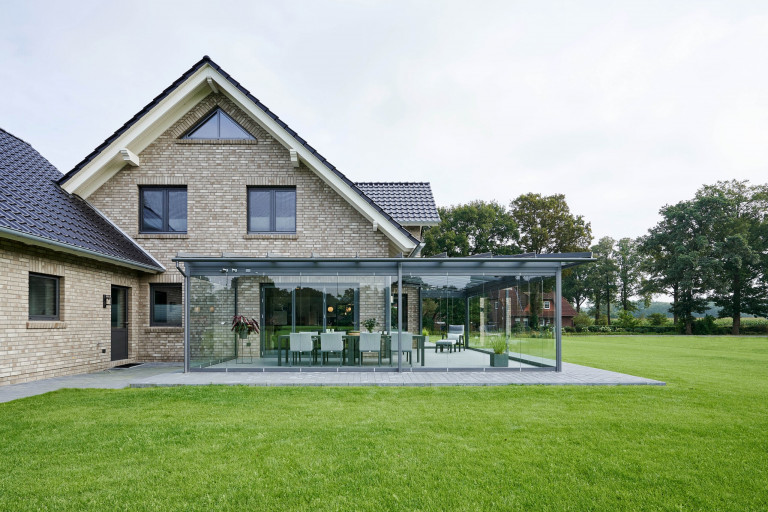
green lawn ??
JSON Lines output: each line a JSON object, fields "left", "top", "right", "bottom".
{"left": 1, "top": 336, "right": 767, "bottom": 511}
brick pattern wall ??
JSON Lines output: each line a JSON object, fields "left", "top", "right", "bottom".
{"left": 87, "top": 93, "right": 399, "bottom": 361}
{"left": 0, "top": 239, "right": 141, "bottom": 386}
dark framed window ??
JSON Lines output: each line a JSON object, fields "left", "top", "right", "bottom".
{"left": 140, "top": 186, "right": 187, "bottom": 233}
{"left": 29, "top": 273, "right": 60, "bottom": 321}
{"left": 183, "top": 108, "right": 255, "bottom": 140}
{"left": 248, "top": 187, "right": 296, "bottom": 233}
{"left": 150, "top": 284, "right": 183, "bottom": 327}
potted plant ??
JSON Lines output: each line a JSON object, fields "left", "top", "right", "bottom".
{"left": 363, "top": 317, "right": 378, "bottom": 333}
{"left": 231, "top": 315, "right": 260, "bottom": 344}
{"left": 489, "top": 338, "right": 509, "bottom": 367}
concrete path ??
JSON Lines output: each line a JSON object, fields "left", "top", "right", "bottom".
{"left": 0, "top": 362, "right": 664, "bottom": 402}
{"left": 0, "top": 363, "right": 182, "bottom": 403}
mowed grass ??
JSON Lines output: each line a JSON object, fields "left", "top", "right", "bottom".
{"left": 1, "top": 337, "right": 767, "bottom": 511}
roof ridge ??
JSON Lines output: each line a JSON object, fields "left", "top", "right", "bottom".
{"left": 356, "top": 181, "right": 431, "bottom": 185}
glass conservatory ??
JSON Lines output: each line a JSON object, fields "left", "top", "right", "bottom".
{"left": 173, "top": 254, "right": 593, "bottom": 372}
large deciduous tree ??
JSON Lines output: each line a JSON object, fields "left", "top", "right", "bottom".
{"left": 697, "top": 181, "right": 768, "bottom": 334}
{"left": 509, "top": 193, "right": 592, "bottom": 254}
{"left": 422, "top": 201, "right": 519, "bottom": 257}
{"left": 585, "top": 237, "right": 619, "bottom": 325}
{"left": 614, "top": 237, "right": 644, "bottom": 311}
{"left": 639, "top": 198, "right": 719, "bottom": 335}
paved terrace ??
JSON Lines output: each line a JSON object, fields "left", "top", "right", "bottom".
{"left": 0, "top": 362, "right": 664, "bottom": 402}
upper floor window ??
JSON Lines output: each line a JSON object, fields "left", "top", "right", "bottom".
{"left": 543, "top": 300, "right": 551, "bottom": 310}
{"left": 248, "top": 187, "right": 296, "bottom": 233}
{"left": 29, "top": 273, "right": 60, "bottom": 321}
{"left": 140, "top": 186, "right": 187, "bottom": 233}
{"left": 183, "top": 108, "right": 255, "bottom": 140}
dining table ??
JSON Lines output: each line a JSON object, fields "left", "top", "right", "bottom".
{"left": 276, "top": 333, "right": 426, "bottom": 366}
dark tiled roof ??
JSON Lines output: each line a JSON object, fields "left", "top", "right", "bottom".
{"left": 354, "top": 182, "right": 440, "bottom": 224}
{"left": 59, "top": 55, "right": 418, "bottom": 245}
{"left": 0, "top": 128, "right": 163, "bottom": 271}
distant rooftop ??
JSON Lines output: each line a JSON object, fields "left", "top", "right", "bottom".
{"left": 355, "top": 182, "right": 440, "bottom": 225}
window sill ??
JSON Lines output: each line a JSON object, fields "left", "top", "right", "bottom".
{"left": 175, "top": 139, "right": 258, "bottom": 145}
{"left": 27, "top": 321, "right": 67, "bottom": 329}
{"left": 244, "top": 234, "right": 299, "bottom": 240}
{"left": 136, "top": 234, "right": 190, "bottom": 239}
{"left": 145, "top": 326, "right": 184, "bottom": 333}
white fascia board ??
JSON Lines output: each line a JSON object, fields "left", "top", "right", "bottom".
{"left": 62, "top": 67, "right": 212, "bottom": 197}
{"left": 207, "top": 69, "right": 416, "bottom": 253}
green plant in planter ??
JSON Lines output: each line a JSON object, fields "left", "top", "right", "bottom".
{"left": 489, "top": 337, "right": 509, "bottom": 367}
{"left": 363, "top": 318, "right": 378, "bottom": 333}
{"left": 231, "top": 315, "right": 260, "bottom": 340}
{"left": 490, "top": 337, "right": 508, "bottom": 355}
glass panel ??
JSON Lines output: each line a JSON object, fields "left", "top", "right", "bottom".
{"left": 167, "top": 189, "right": 187, "bottom": 232}
{"left": 152, "top": 285, "right": 182, "bottom": 326}
{"left": 274, "top": 190, "right": 296, "bottom": 232}
{"left": 29, "top": 275, "right": 57, "bottom": 319}
{"left": 248, "top": 189, "right": 272, "bottom": 232}
{"left": 141, "top": 189, "right": 164, "bottom": 232}
{"left": 186, "top": 111, "right": 220, "bottom": 139}
{"left": 189, "top": 276, "right": 236, "bottom": 369}
{"left": 219, "top": 111, "right": 254, "bottom": 139}
{"left": 111, "top": 287, "right": 126, "bottom": 329}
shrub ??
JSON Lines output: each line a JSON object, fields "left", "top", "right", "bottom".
{"left": 573, "top": 312, "right": 593, "bottom": 331}
{"left": 647, "top": 313, "right": 669, "bottom": 326}
{"left": 692, "top": 315, "right": 717, "bottom": 335}
{"left": 615, "top": 309, "right": 639, "bottom": 329}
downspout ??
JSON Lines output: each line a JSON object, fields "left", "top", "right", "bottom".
{"left": 408, "top": 242, "right": 425, "bottom": 258}
{"left": 175, "top": 261, "right": 191, "bottom": 373}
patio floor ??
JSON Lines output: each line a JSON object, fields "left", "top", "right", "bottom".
{"left": 0, "top": 361, "right": 664, "bottom": 403}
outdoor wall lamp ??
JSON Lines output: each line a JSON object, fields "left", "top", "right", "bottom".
{"left": 193, "top": 306, "right": 201, "bottom": 313}
{"left": 103, "top": 294, "right": 111, "bottom": 308}
{"left": 327, "top": 306, "right": 334, "bottom": 313}
{"left": 209, "top": 306, "right": 216, "bottom": 313}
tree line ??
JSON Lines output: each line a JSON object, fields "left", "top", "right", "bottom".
{"left": 421, "top": 181, "right": 768, "bottom": 335}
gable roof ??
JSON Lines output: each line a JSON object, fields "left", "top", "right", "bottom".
{"left": 354, "top": 182, "right": 440, "bottom": 225}
{"left": 0, "top": 128, "right": 164, "bottom": 272}
{"left": 58, "top": 56, "right": 420, "bottom": 252}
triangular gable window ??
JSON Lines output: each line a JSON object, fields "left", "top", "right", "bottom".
{"left": 183, "top": 108, "right": 255, "bottom": 140}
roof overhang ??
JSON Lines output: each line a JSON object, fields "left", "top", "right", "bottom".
{"left": 173, "top": 253, "right": 594, "bottom": 277}
{"left": 0, "top": 227, "right": 165, "bottom": 273}
{"left": 61, "top": 61, "right": 418, "bottom": 253}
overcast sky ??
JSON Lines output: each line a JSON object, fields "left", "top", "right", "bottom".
{"left": 2, "top": 1, "right": 767, "bottom": 242}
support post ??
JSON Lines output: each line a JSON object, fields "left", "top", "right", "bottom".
{"left": 555, "top": 265, "right": 563, "bottom": 372}
{"left": 184, "top": 271, "right": 191, "bottom": 373}
{"left": 397, "top": 262, "right": 403, "bottom": 372}
{"left": 465, "top": 296, "right": 470, "bottom": 349}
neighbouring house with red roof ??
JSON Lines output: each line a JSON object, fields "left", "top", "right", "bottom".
{"left": 487, "top": 288, "right": 578, "bottom": 330}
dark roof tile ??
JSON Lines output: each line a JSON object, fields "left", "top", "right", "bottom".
{"left": 0, "top": 128, "right": 163, "bottom": 271}
{"left": 354, "top": 182, "right": 440, "bottom": 224}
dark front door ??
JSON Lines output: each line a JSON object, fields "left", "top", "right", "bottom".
{"left": 111, "top": 286, "right": 129, "bottom": 361}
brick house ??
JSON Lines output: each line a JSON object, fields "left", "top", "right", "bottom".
{"left": 1, "top": 56, "right": 591, "bottom": 384}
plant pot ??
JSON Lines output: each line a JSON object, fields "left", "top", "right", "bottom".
{"left": 239, "top": 331, "right": 248, "bottom": 340}
{"left": 490, "top": 353, "right": 509, "bottom": 367}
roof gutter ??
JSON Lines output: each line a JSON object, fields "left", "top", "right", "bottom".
{"left": 0, "top": 227, "right": 165, "bottom": 273}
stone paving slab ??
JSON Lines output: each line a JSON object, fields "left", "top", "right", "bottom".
{"left": 128, "top": 362, "right": 664, "bottom": 388}
{"left": 0, "top": 362, "right": 664, "bottom": 403}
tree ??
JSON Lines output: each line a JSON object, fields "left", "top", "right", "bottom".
{"left": 697, "top": 181, "right": 768, "bottom": 334}
{"left": 509, "top": 193, "right": 592, "bottom": 254}
{"left": 585, "top": 237, "right": 619, "bottom": 325}
{"left": 562, "top": 264, "right": 591, "bottom": 313}
{"left": 614, "top": 237, "right": 644, "bottom": 311}
{"left": 639, "top": 198, "right": 719, "bottom": 334}
{"left": 422, "top": 200, "right": 519, "bottom": 257}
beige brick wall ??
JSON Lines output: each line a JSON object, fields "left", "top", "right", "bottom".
{"left": 87, "top": 93, "right": 399, "bottom": 361}
{"left": 0, "top": 239, "right": 141, "bottom": 386}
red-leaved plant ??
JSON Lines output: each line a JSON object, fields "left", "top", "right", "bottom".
{"left": 231, "top": 315, "right": 260, "bottom": 337}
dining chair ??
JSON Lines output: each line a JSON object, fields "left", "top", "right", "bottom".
{"left": 288, "top": 332, "right": 313, "bottom": 366}
{"left": 359, "top": 332, "right": 382, "bottom": 365}
{"left": 320, "top": 332, "right": 344, "bottom": 366}
{"left": 390, "top": 332, "right": 413, "bottom": 364}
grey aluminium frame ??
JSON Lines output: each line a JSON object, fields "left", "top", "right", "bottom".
{"left": 174, "top": 254, "right": 594, "bottom": 373}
